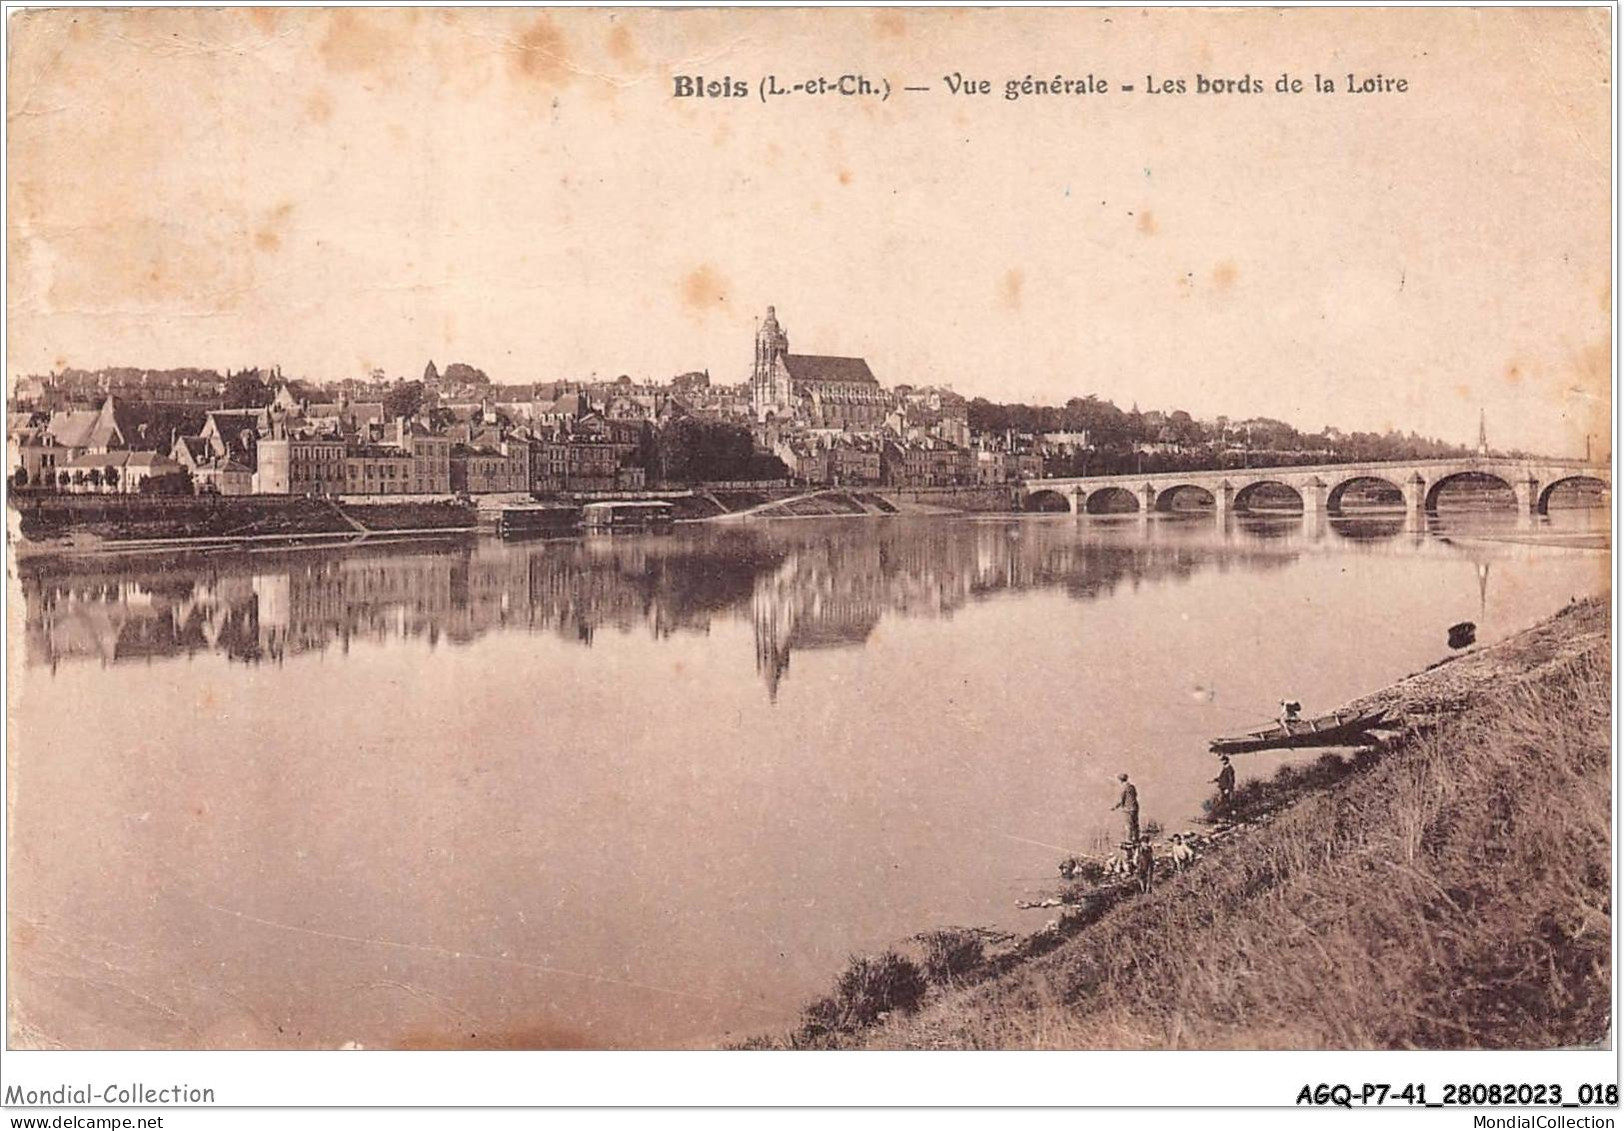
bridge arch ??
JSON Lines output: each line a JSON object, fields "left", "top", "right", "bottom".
{"left": 1153, "top": 483, "right": 1216, "bottom": 512}
{"left": 1023, "top": 488, "right": 1073, "bottom": 513}
{"left": 1537, "top": 475, "right": 1610, "bottom": 515}
{"left": 1424, "top": 470, "right": 1515, "bottom": 514}
{"left": 1084, "top": 486, "right": 1141, "bottom": 514}
{"left": 1232, "top": 479, "right": 1304, "bottom": 513}
{"left": 1325, "top": 475, "right": 1405, "bottom": 515}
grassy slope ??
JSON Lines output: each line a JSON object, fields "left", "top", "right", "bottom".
{"left": 855, "top": 597, "right": 1611, "bottom": 1050}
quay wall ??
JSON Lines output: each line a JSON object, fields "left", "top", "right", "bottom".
{"left": 884, "top": 486, "right": 1020, "bottom": 512}
{"left": 11, "top": 494, "right": 474, "bottom": 542}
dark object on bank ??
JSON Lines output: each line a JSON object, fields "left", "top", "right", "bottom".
{"left": 1209, "top": 708, "right": 1388, "bottom": 755}
{"left": 1448, "top": 621, "right": 1477, "bottom": 650}
{"left": 496, "top": 504, "right": 581, "bottom": 538}
{"left": 582, "top": 499, "right": 675, "bottom": 530}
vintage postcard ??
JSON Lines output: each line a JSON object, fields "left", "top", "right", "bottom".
{"left": 2, "top": 1, "right": 1614, "bottom": 1104}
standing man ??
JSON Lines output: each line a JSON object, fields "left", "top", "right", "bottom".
{"left": 1112, "top": 772, "right": 1140, "bottom": 844}
{"left": 1213, "top": 755, "right": 1236, "bottom": 816}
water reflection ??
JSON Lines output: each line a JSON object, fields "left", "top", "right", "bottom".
{"left": 20, "top": 509, "right": 1605, "bottom": 702}
{"left": 7, "top": 507, "right": 1609, "bottom": 1049}
{"left": 22, "top": 521, "right": 1302, "bottom": 697}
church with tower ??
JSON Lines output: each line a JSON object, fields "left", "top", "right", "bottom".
{"left": 750, "top": 306, "right": 891, "bottom": 431}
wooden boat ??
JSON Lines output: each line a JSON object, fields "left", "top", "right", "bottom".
{"left": 1209, "top": 708, "right": 1388, "bottom": 755}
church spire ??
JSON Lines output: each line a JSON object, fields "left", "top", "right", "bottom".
{"left": 752, "top": 304, "right": 791, "bottom": 417}
{"left": 1477, "top": 408, "right": 1488, "bottom": 457}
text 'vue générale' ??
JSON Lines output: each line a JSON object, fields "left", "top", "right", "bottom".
{"left": 670, "top": 72, "right": 1410, "bottom": 104}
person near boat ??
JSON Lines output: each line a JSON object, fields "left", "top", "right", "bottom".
{"left": 1112, "top": 773, "right": 1140, "bottom": 843}
{"left": 1213, "top": 755, "right": 1236, "bottom": 815}
{"left": 1278, "top": 699, "right": 1302, "bottom": 726}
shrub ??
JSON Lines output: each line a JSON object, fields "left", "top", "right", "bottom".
{"left": 833, "top": 951, "right": 928, "bottom": 1028}
{"left": 915, "top": 928, "right": 1009, "bottom": 985}
{"left": 797, "top": 995, "right": 843, "bottom": 1041}
{"left": 796, "top": 951, "right": 929, "bottom": 1041}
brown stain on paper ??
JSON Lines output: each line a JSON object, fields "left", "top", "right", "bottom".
{"left": 1137, "top": 210, "right": 1158, "bottom": 236}
{"left": 509, "top": 15, "right": 573, "bottom": 87}
{"left": 254, "top": 203, "right": 294, "bottom": 254}
{"left": 605, "top": 22, "right": 636, "bottom": 65}
{"left": 319, "top": 10, "right": 406, "bottom": 76}
{"left": 1001, "top": 268, "right": 1024, "bottom": 310}
{"left": 304, "top": 90, "right": 334, "bottom": 125}
{"left": 1213, "top": 261, "right": 1239, "bottom": 290}
{"left": 1573, "top": 340, "right": 1610, "bottom": 387}
{"left": 680, "top": 265, "right": 729, "bottom": 313}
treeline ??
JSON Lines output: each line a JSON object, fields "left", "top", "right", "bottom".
{"left": 968, "top": 394, "right": 1476, "bottom": 475}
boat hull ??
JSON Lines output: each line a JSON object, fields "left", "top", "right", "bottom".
{"left": 1209, "top": 709, "right": 1388, "bottom": 755}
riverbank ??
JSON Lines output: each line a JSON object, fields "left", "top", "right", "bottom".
{"left": 750, "top": 595, "right": 1611, "bottom": 1049}
{"left": 9, "top": 495, "right": 476, "bottom": 559}
{"left": 6, "top": 488, "right": 998, "bottom": 553}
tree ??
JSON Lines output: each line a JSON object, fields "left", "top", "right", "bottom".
{"left": 655, "top": 417, "right": 764, "bottom": 483}
{"left": 383, "top": 380, "right": 426, "bottom": 422}
{"left": 58, "top": 470, "right": 70, "bottom": 489}
{"left": 104, "top": 466, "right": 120, "bottom": 491}
{"left": 87, "top": 468, "right": 103, "bottom": 489}
{"left": 224, "top": 369, "right": 273, "bottom": 408}
{"left": 442, "top": 362, "right": 490, "bottom": 386}
{"left": 424, "top": 360, "right": 439, "bottom": 383}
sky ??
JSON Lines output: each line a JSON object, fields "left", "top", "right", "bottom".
{"left": 7, "top": 7, "right": 1612, "bottom": 456}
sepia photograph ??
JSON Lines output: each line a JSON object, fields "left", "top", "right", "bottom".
{"left": 0, "top": 1, "right": 1616, "bottom": 1117}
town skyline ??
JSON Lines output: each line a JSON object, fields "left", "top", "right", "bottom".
{"left": 5, "top": 297, "right": 1577, "bottom": 460}
{"left": 8, "top": 8, "right": 1609, "bottom": 460}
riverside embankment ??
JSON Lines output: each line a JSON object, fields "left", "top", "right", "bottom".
{"left": 7, "top": 486, "right": 1018, "bottom": 555}
{"left": 754, "top": 595, "right": 1612, "bottom": 1050}
{"left": 10, "top": 494, "right": 476, "bottom": 554}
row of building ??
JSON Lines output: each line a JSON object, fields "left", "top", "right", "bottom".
{"left": 10, "top": 395, "right": 648, "bottom": 496}
{"left": 10, "top": 304, "right": 1090, "bottom": 495}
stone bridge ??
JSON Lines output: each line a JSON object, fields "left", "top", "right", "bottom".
{"left": 1018, "top": 457, "right": 1611, "bottom": 517}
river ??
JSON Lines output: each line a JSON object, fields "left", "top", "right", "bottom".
{"left": 6, "top": 505, "right": 1609, "bottom": 1049}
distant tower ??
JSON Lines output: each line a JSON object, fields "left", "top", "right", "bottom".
{"left": 1477, "top": 408, "right": 1489, "bottom": 457}
{"left": 751, "top": 306, "right": 792, "bottom": 417}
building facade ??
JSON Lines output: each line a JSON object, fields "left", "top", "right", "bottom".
{"left": 452, "top": 442, "right": 529, "bottom": 494}
{"left": 255, "top": 436, "right": 347, "bottom": 495}
{"left": 345, "top": 446, "right": 414, "bottom": 495}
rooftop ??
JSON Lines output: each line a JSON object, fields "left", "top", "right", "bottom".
{"left": 783, "top": 355, "right": 879, "bottom": 386}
